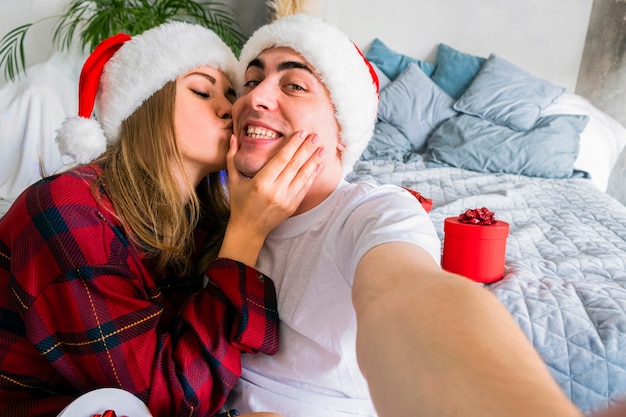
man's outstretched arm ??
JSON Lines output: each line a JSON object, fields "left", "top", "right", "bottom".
{"left": 353, "top": 241, "right": 583, "bottom": 417}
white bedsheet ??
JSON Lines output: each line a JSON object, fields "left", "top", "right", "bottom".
{"left": 0, "top": 51, "right": 83, "bottom": 217}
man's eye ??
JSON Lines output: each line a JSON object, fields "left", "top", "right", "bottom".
{"left": 288, "top": 84, "right": 304, "bottom": 91}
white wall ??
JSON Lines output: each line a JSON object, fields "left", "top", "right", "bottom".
{"left": 319, "top": 0, "right": 593, "bottom": 92}
{"left": 1, "top": 0, "right": 594, "bottom": 92}
{"left": 0, "top": 0, "right": 70, "bottom": 87}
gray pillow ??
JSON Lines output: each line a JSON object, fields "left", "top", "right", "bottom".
{"left": 360, "top": 120, "right": 413, "bottom": 162}
{"left": 424, "top": 113, "right": 589, "bottom": 178}
{"left": 453, "top": 54, "right": 566, "bottom": 131}
{"left": 378, "top": 63, "right": 458, "bottom": 153}
{"left": 366, "top": 38, "right": 435, "bottom": 80}
{"left": 430, "top": 43, "right": 486, "bottom": 99}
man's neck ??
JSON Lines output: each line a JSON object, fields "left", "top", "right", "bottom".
{"left": 292, "top": 174, "right": 342, "bottom": 216}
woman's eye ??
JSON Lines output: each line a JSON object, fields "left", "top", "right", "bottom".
{"left": 244, "top": 80, "right": 260, "bottom": 88}
{"left": 191, "top": 89, "right": 210, "bottom": 98}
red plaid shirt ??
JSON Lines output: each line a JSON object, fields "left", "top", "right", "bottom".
{"left": 0, "top": 165, "right": 279, "bottom": 417}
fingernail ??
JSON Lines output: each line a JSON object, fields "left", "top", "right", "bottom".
{"left": 299, "top": 131, "right": 307, "bottom": 139}
{"left": 317, "top": 147, "right": 325, "bottom": 157}
{"left": 316, "top": 163, "right": 324, "bottom": 173}
{"left": 310, "top": 134, "right": 319, "bottom": 144}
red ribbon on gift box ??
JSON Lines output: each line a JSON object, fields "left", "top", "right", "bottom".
{"left": 458, "top": 207, "right": 496, "bottom": 225}
{"left": 92, "top": 411, "right": 127, "bottom": 417}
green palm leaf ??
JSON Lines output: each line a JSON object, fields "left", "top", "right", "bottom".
{"left": 0, "top": 24, "right": 32, "bottom": 82}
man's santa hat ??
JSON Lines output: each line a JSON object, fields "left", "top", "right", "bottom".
{"left": 237, "top": 13, "right": 380, "bottom": 176}
{"left": 56, "top": 21, "right": 238, "bottom": 164}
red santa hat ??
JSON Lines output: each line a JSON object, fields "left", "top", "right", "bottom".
{"left": 237, "top": 13, "right": 380, "bottom": 176}
{"left": 56, "top": 21, "right": 238, "bottom": 164}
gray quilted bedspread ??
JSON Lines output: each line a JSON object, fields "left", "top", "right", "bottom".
{"left": 348, "top": 159, "right": 626, "bottom": 415}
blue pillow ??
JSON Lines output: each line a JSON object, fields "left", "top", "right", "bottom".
{"left": 453, "top": 54, "right": 566, "bottom": 131}
{"left": 365, "top": 38, "right": 435, "bottom": 80}
{"left": 377, "top": 63, "right": 458, "bottom": 153}
{"left": 430, "top": 43, "right": 485, "bottom": 99}
{"left": 424, "top": 113, "right": 589, "bottom": 178}
{"left": 360, "top": 120, "right": 413, "bottom": 162}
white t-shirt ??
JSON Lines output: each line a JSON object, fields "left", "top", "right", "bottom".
{"left": 226, "top": 180, "right": 441, "bottom": 417}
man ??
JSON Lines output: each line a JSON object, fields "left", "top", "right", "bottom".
{"left": 226, "top": 13, "right": 583, "bottom": 417}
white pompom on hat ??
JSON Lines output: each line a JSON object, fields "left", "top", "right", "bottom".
{"left": 56, "top": 21, "right": 238, "bottom": 164}
{"left": 237, "top": 13, "right": 380, "bottom": 176}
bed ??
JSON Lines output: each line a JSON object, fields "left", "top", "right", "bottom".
{"left": 345, "top": 39, "right": 626, "bottom": 415}
{"left": 2, "top": 32, "right": 626, "bottom": 417}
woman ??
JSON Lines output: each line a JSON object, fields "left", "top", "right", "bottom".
{"left": 0, "top": 22, "right": 321, "bottom": 417}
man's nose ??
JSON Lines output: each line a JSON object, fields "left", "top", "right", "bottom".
{"left": 247, "top": 80, "right": 277, "bottom": 111}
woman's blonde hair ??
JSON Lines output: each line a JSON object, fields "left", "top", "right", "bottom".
{"left": 94, "top": 81, "right": 229, "bottom": 277}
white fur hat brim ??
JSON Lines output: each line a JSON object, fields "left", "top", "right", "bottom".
{"left": 238, "top": 14, "right": 379, "bottom": 177}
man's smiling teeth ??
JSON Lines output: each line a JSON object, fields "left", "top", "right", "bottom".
{"left": 247, "top": 126, "right": 279, "bottom": 139}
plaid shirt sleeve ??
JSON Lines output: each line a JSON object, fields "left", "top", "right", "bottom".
{"left": 0, "top": 167, "right": 279, "bottom": 417}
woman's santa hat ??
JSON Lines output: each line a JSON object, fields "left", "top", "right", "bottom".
{"left": 56, "top": 21, "right": 238, "bottom": 164}
{"left": 237, "top": 13, "right": 380, "bottom": 176}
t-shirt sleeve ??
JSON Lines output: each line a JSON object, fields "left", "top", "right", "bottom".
{"left": 340, "top": 184, "right": 442, "bottom": 284}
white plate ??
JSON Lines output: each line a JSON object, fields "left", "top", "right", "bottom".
{"left": 57, "top": 388, "right": 153, "bottom": 417}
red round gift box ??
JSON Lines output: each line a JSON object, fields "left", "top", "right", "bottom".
{"left": 441, "top": 217, "right": 510, "bottom": 284}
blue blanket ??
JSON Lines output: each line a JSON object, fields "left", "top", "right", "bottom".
{"left": 348, "top": 159, "right": 626, "bottom": 415}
